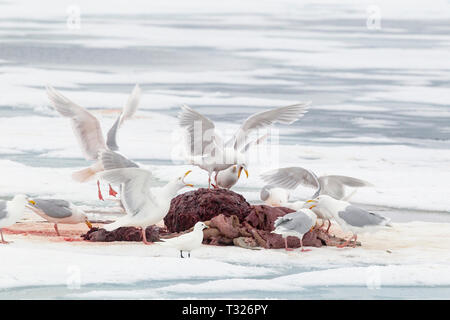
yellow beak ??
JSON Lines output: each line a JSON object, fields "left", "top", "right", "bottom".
{"left": 309, "top": 205, "right": 316, "bottom": 209}
{"left": 28, "top": 200, "right": 36, "bottom": 205}
{"left": 85, "top": 220, "right": 93, "bottom": 229}
{"left": 183, "top": 170, "right": 194, "bottom": 187}
{"left": 306, "top": 199, "right": 316, "bottom": 203}
{"left": 238, "top": 167, "right": 249, "bottom": 178}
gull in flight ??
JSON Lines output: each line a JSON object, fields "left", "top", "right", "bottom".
{"left": 272, "top": 208, "right": 317, "bottom": 252}
{"left": 160, "top": 221, "right": 208, "bottom": 258}
{"left": 98, "top": 164, "right": 194, "bottom": 244}
{"left": 178, "top": 103, "right": 311, "bottom": 188}
{"left": 46, "top": 84, "right": 141, "bottom": 200}
{"left": 261, "top": 167, "right": 372, "bottom": 232}
{"left": 0, "top": 195, "right": 30, "bottom": 244}
{"left": 27, "top": 198, "right": 92, "bottom": 236}
{"left": 305, "top": 195, "right": 392, "bottom": 248}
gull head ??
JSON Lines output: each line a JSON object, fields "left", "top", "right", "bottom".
{"left": 193, "top": 221, "right": 209, "bottom": 231}
{"left": 12, "top": 194, "right": 30, "bottom": 206}
{"left": 304, "top": 195, "right": 335, "bottom": 215}
{"left": 84, "top": 215, "right": 93, "bottom": 229}
{"left": 176, "top": 170, "right": 194, "bottom": 188}
{"left": 237, "top": 164, "right": 249, "bottom": 179}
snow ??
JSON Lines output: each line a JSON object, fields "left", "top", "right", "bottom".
{"left": 0, "top": 220, "right": 449, "bottom": 298}
{"left": 0, "top": 0, "right": 449, "bottom": 298}
{"left": 0, "top": 240, "right": 274, "bottom": 290}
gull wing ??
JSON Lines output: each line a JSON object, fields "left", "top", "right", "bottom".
{"left": 274, "top": 211, "right": 314, "bottom": 235}
{"left": 100, "top": 150, "right": 139, "bottom": 170}
{"left": 228, "top": 102, "right": 311, "bottom": 150}
{"left": 319, "top": 175, "right": 372, "bottom": 200}
{"left": 32, "top": 199, "right": 73, "bottom": 219}
{"left": 46, "top": 85, "right": 106, "bottom": 160}
{"left": 99, "top": 168, "right": 158, "bottom": 216}
{"left": 106, "top": 84, "right": 141, "bottom": 151}
{"left": 260, "top": 167, "right": 320, "bottom": 191}
{"left": 338, "top": 205, "right": 391, "bottom": 228}
{"left": 241, "top": 133, "right": 269, "bottom": 153}
{"left": 178, "top": 105, "right": 221, "bottom": 156}
{"left": 0, "top": 201, "right": 8, "bottom": 220}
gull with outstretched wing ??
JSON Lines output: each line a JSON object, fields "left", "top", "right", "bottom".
{"left": 46, "top": 84, "right": 141, "bottom": 200}
{"left": 178, "top": 103, "right": 311, "bottom": 188}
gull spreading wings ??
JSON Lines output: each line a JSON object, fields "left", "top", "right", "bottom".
{"left": 46, "top": 84, "right": 141, "bottom": 199}
{"left": 179, "top": 103, "right": 311, "bottom": 156}
{"left": 178, "top": 103, "right": 311, "bottom": 187}
{"left": 261, "top": 166, "right": 373, "bottom": 201}
{"left": 98, "top": 165, "right": 193, "bottom": 244}
{"left": 99, "top": 167, "right": 158, "bottom": 219}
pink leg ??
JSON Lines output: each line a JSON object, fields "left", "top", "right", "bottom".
{"left": 0, "top": 229, "right": 11, "bottom": 244}
{"left": 351, "top": 234, "right": 358, "bottom": 248}
{"left": 326, "top": 220, "right": 332, "bottom": 234}
{"left": 54, "top": 224, "right": 61, "bottom": 236}
{"left": 97, "top": 180, "right": 104, "bottom": 201}
{"left": 108, "top": 184, "right": 118, "bottom": 197}
{"left": 208, "top": 174, "right": 211, "bottom": 189}
{"left": 337, "top": 233, "right": 357, "bottom": 248}
{"left": 142, "top": 227, "right": 152, "bottom": 245}
{"left": 284, "top": 238, "right": 293, "bottom": 251}
{"left": 300, "top": 239, "right": 311, "bottom": 252}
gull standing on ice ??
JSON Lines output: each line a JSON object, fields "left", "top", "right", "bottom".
{"left": 98, "top": 165, "right": 194, "bottom": 244}
{"left": 305, "top": 195, "right": 392, "bottom": 248}
{"left": 160, "top": 221, "right": 208, "bottom": 258}
{"left": 178, "top": 103, "right": 310, "bottom": 188}
{"left": 46, "top": 84, "right": 141, "bottom": 200}
{"left": 272, "top": 209, "right": 317, "bottom": 252}
{"left": 0, "top": 195, "right": 30, "bottom": 244}
{"left": 27, "top": 199, "right": 93, "bottom": 236}
{"left": 261, "top": 167, "right": 372, "bottom": 231}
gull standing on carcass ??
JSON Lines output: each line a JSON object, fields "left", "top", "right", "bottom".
{"left": 261, "top": 167, "right": 373, "bottom": 232}
{"left": 178, "top": 103, "right": 311, "bottom": 188}
{"left": 98, "top": 166, "right": 194, "bottom": 244}
{"left": 272, "top": 209, "right": 317, "bottom": 252}
{"left": 27, "top": 198, "right": 92, "bottom": 236}
{"left": 305, "top": 195, "right": 392, "bottom": 248}
{"left": 46, "top": 84, "right": 141, "bottom": 200}
{"left": 214, "top": 134, "right": 268, "bottom": 189}
{"left": 0, "top": 195, "right": 30, "bottom": 244}
{"left": 160, "top": 221, "right": 208, "bottom": 258}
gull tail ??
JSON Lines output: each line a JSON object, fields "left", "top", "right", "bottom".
{"left": 72, "top": 167, "right": 96, "bottom": 183}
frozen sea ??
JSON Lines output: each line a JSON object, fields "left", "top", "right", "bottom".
{"left": 0, "top": 0, "right": 449, "bottom": 299}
